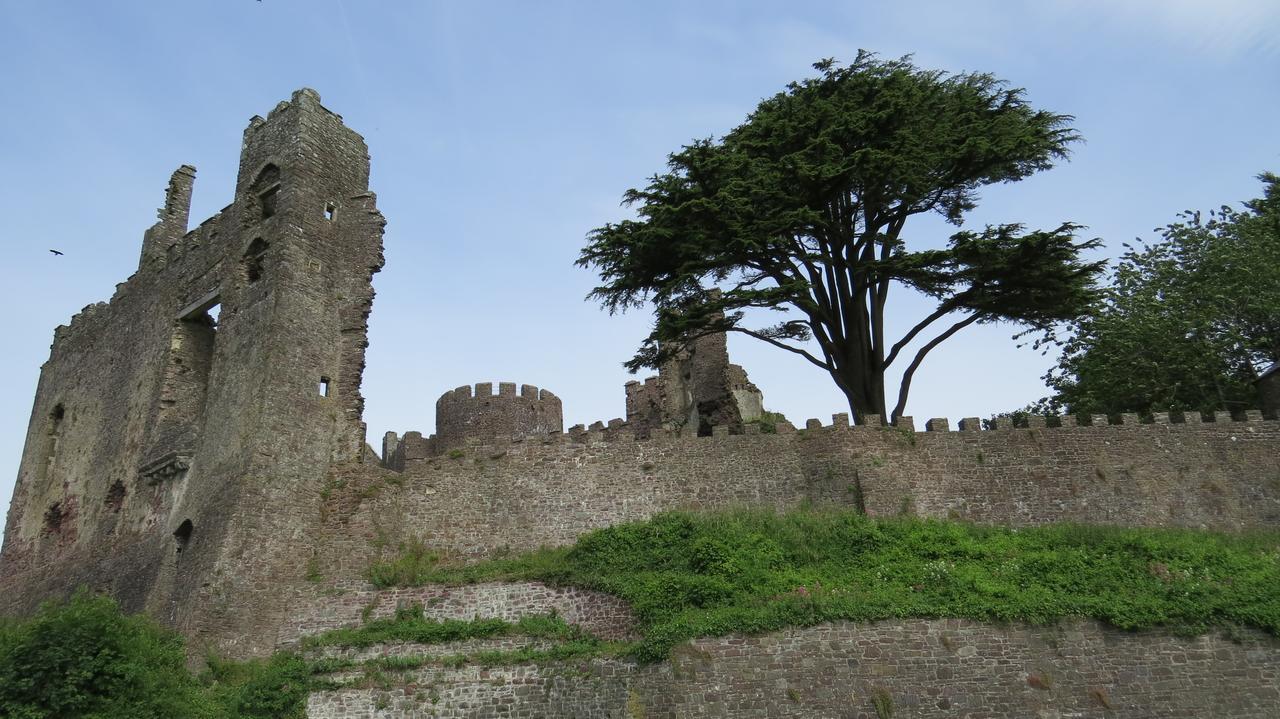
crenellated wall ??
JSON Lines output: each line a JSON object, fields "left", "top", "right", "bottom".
{"left": 428, "top": 382, "right": 562, "bottom": 453}
{"left": 301, "top": 412, "right": 1280, "bottom": 597}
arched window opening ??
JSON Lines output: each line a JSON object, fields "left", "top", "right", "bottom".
{"left": 247, "top": 164, "right": 281, "bottom": 222}
{"left": 173, "top": 519, "right": 193, "bottom": 555}
{"left": 243, "top": 238, "right": 269, "bottom": 284}
{"left": 44, "top": 502, "right": 64, "bottom": 534}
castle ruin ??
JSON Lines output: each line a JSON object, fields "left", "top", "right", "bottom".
{"left": 3, "top": 91, "right": 1279, "bottom": 718}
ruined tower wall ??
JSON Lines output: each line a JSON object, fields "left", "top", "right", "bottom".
{"left": 0, "top": 90, "right": 385, "bottom": 657}
{"left": 0, "top": 179, "right": 252, "bottom": 618}
{"left": 624, "top": 376, "right": 663, "bottom": 432}
{"left": 626, "top": 329, "right": 765, "bottom": 437}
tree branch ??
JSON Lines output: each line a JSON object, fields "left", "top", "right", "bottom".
{"left": 726, "top": 327, "right": 830, "bottom": 371}
{"left": 890, "top": 313, "right": 982, "bottom": 421}
{"left": 882, "top": 297, "right": 966, "bottom": 369}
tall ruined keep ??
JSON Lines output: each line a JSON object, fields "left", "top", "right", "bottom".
{"left": 0, "top": 89, "right": 384, "bottom": 639}
{"left": 3, "top": 92, "right": 1280, "bottom": 718}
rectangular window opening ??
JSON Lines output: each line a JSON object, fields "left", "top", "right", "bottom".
{"left": 319, "top": 376, "right": 331, "bottom": 397}
{"left": 153, "top": 294, "right": 220, "bottom": 449}
{"left": 324, "top": 203, "right": 336, "bottom": 221}
{"left": 260, "top": 186, "right": 279, "bottom": 219}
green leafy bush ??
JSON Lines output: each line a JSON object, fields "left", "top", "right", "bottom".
{"left": 203, "top": 652, "right": 314, "bottom": 719}
{"left": 0, "top": 591, "right": 218, "bottom": 719}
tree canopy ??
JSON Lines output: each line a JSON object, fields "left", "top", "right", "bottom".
{"left": 1039, "top": 173, "right": 1280, "bottom": 416}
{"left": 579, "top": 52, "right": 1103, "bottom": 422}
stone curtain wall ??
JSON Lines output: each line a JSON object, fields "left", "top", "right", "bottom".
{"left": 315, "top": 431, "right": 812, "bottom": 581}
{"left": 315, "top": 415, "right": 1280, "bottom": 582}
{"left": 305, "top": 618, "right": 1280, "bottom": 718}
{"left": 805, "top": 413, "right": 1280, "bottom": 530}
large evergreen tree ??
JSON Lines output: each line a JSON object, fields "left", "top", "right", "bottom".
{"left": 580, "top": 52, "right": 1103, "bottom": 422}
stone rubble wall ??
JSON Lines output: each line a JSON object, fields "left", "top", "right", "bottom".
{"left": 305, "top": 618, "right": 1280, "bottom": 718}
{"left": 306, "top": 636, "right": 555, "bottom": 664}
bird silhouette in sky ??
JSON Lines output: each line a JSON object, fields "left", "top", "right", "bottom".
{"left": 49, "top": 249, "right": 64, "bottom": 256}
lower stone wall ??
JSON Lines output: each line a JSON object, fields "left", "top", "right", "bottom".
{"left": 306, "top": 618, "right": 1280, "bottom": 718}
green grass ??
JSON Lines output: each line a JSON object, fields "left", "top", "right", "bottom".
{"left": 301, "top": 608, "right": 591, "bottom": 649}
{"left": 370, "top": 509, "right": 1280, "bottom": 661}
{"left": 745, "top": 410, "right": 790, "bottom": 433}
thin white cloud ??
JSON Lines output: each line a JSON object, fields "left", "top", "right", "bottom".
{"left": 1051, "top": 0, "right": 1280, "bottom": 56}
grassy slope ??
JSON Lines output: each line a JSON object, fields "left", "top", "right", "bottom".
{"left": 370, "top": 509, "right": 1280, "bottom": 660}
{"left": 4, "top": 510, "right": 1277, "bottom": 717}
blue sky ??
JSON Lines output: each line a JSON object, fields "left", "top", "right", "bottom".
{"left": 2, "top": 0, "right": 1278, "bottom": 514}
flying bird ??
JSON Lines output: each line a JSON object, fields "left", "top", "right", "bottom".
{"left": 49, "top": 249, "right": 64, "bottom": 256}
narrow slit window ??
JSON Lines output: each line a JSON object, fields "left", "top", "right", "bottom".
{"left": 319, "top": 377, "right": 331, "bottom": 397}
{"left": 324, "top": 203, "right": 336, "bottom": 221}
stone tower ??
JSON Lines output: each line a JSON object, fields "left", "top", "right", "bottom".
{"left": 0, "top": 89, "right": 385, "bottom": 654}
{"left": 625, "top": 330, "right": 764, "bottom": 437}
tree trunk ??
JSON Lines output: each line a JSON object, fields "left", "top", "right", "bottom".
{"left": 832, "top": 362, "right": 886, "bottom": 425}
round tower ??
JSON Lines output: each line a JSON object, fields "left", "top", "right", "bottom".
{"left": 434, "top": 382, "right": 563, "bottom": 450}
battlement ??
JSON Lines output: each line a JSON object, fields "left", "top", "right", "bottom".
{"left": 438, "top": 382, "right": 559, "bottom": 402}
{"left": 431, "top": 381, "right": 564, "bottom": 452}
{"left": 394, "top": 408, "right": 1279, "bottom": 463}
{"left": 324, "top": 402, "right": 1280, "bottom": 581}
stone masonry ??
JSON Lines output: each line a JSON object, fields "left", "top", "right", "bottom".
{"left": 305, "top": 617, "right": 1280, "bottom": 718}
{"left": 625, "top": 327, "right": 765, "bottom": 437}
{"left": 2, "top": 91, "right": 1280, "bottom": 716}
{"left": 0, "top": 89, "right": 384, "bottom": 652}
